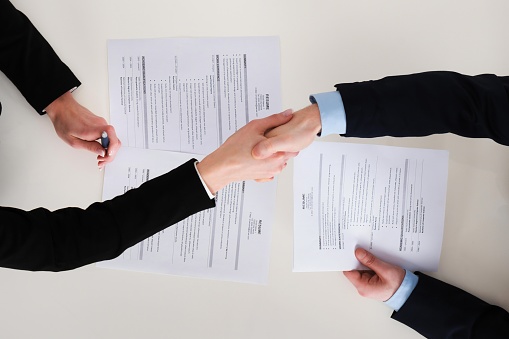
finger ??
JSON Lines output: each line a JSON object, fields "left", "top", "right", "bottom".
{"left": 343, "top": 269, "right": 377, "bottom": 292}
{"left": 282, "top": 151, "right": 299, "bottom": 161}
{"left": 254, "top": 177, "right": 274, "bottom": 183}
{"left": 254, "top": 109, "right": 293, "bottom": 132}
{"left": 354, "top": 248, "right": 395, "bottom": 276}
{"left": 252, "top": 139, "right": 299, "bottom": 160}
{"left": 343, "top": 269, "right": 374, "bottom": 282}
{"left": 98, "top": 156, "right": 111, "bottom": 169}
{"left": 268, "top": 152, "right": 291, "bottom": 170}
{"left": 103, "top": 125, "right": 121, "bottom": 158}
{"left": 253, "top": 132, "right": 301, "bottom": 159}
{"left": 252, "top": 139, "right": 276, "bottom": 160}
{"left": 97, "top": 155, "right": 110, "bottom": 164}
{"left": 70, "top": 137, "right": 107, "bottom": 156}
{"left": 96, "top": 127, "right": 121, "bottom": 166}
{"left": 344, "top": 269, "right": 382, "bottom": 298}
{"left": 262, "top": 110, "right": 292, "bottom": 136}
{"left": 343, "top": 270, "right": 362, "bottom": 285}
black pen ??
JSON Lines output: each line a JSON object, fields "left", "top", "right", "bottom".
{"left": 101, "top": 131, "right": 110, "bottom": 154}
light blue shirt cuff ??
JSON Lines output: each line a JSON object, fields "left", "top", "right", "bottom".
{"left": 383, "top": 270, "right": 419, "bottom": 312}
{"left": 309, "top": 91, "right": 346, "bottom": 136}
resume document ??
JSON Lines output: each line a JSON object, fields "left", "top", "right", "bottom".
{"left": 293, "top": 142, "right": 449, "bottom": 272}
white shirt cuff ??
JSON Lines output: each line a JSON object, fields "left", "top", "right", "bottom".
{"left": 194, "top": 161, "right": 215, "bottom": 199}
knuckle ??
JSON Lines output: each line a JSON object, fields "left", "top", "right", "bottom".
{"left": 273, "top": 152, "right": 285, "bottom": 161}
{"left": 105, "top": 124, "right": 115, "bottom": 133}
{"left": 250, "top": 118, "right": 261, "bottom": 127}
{"left": 264, "top": 140, "right": 274, "bottom": 154}
{"left": 364, "top": 253, "right": 376, "bottom": 266}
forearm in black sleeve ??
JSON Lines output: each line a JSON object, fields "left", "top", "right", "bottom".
{"left": 0, "top": 159, "right": 215, "bottom": 271}
{"left": 336, "top": 71, "right": 509, "bottom": 145}
{"left": 0, "top": 0, "right": 80, "bottom": 113}
{"left": 391, "top": 272, "right": 509, "bottom": 338}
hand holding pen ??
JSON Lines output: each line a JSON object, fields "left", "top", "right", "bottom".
{"left": 45, "top": 91, "right": 121, "bottom": 169}
{"left": 99, "top": 131, "right": 114, "bottom": 169}
{"left": 101, "top": 131, "right": 110, "bottom": 150}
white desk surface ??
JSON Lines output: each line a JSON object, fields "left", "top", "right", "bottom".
{"left": 1, "top": 1, "right": 509, "bottom": 338}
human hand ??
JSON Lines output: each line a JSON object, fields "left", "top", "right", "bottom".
{"left": 197, "top": 111, "right": 299, "bottom": 193}
{"left": 343, "top": 248, "right": 405, "bottom": 302}
{"left": 251, "top": 104, "right": 322, "bottom": 159}
{"left": 45, "top": 91, "right": 121, "bottom": 169}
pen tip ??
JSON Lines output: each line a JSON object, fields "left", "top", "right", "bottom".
{"left": 102, "top": 131, "right": 108, "bottom": 138}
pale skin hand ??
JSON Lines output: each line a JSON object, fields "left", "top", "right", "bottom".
{"left": 45, "top": 91, "right": 121, "bottom": 169}
{"left": 343, "top": 248, "right": 405, "bottom": 302}
{"left": 197, "top": 111, "right": 299, "bottom": 193}
{"left": 252, "top": 104, "right": 322, "bottom": 159}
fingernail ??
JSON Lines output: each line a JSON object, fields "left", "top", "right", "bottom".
{"left": 355, "top": 248, "right": 367, "bottom": 259}
{"left": 100, "top": 151, "right": 105, "bottom": 157}
{"left": 282, "top": 109, "right": 293, "bottom": 117}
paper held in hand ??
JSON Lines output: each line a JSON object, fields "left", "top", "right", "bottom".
{"left": 293, "top": 141, "right": 449, "bottom": 272}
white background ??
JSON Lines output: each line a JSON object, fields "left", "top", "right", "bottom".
{"left": 1, "top": 1, "right": 508, "bottom": 338}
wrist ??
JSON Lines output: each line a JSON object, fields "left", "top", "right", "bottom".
{"left": 194, "top": 161, "right": 216, "bottom": 199}
{"left": 300, "top": 104, "right": 322, "bottom": 135}
{"left": 196, "top": 154, "right": 229, "bottom": 194}
{"left": 45, "top": 91, "right": 74, "bottom": 121}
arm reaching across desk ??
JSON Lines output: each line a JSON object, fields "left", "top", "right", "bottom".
{"left": 252, "top": 71, "right": 509, "bottom": 160}
{"left": 344, "top": 248, "right": 509, "bottom": 338}
{"left": 0, "top": 112, "right": 295, "bottom": 271}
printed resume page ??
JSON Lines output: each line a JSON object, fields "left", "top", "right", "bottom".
{"left": 97, "top": 148, "right": 276, "bottom": 284}
{"left": 100, "top": 36, "right": 282, "bottom": 284}
{"left": 293, "top": 141, "right": 449, "bottom": 272}
{"left": 108, "top": 36, "right": 281, "bottom": 155}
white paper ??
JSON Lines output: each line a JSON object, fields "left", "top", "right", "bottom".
{"left": 293, "top": 142, "right": 449, "bottom": 272}
{"left": 97, "top": 147, "right": 276, "bottom": 284}
{"left": 108, "top": 36, "right": 281, "bottom": 155}
{"left": 101, "top": 37, "right": 281, "bottom": 283}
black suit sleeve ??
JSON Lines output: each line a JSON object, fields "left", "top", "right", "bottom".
{"left": 334, "top": 73, "right": 509, "bottom": 337}
{"left": 0, "top": 159, "right": 215, "bottom": 271}
{"left": 0, "top": 0, "right": 80, "bottom": 113}
{"left": 391, "top": 273, "right": 509, "bottom": 338}
{"left": 336, "top": 71, "right": 509, "bottom": 145}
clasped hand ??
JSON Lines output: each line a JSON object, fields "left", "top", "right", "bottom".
{"left": 198, "top": 110, "right": 299, "bottom": 193}
{"left": 252, "top": 104, "right": 322, "bottom": 159}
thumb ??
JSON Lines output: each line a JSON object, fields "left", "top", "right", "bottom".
{"left": 251, "top": 109, "right": 293, "bottom": 160}
{"left": 354, "top": 248, "right": 391, "bottom": 275}
{"left": 252, "top": 139, "right": 275, "bottom": 159}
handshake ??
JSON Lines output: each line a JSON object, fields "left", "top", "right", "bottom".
{"left": 198, "top": 104, "right": 407, "bottom": 306}
{"left": 197, "top": 105, "right": 322, "bottom": 193}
